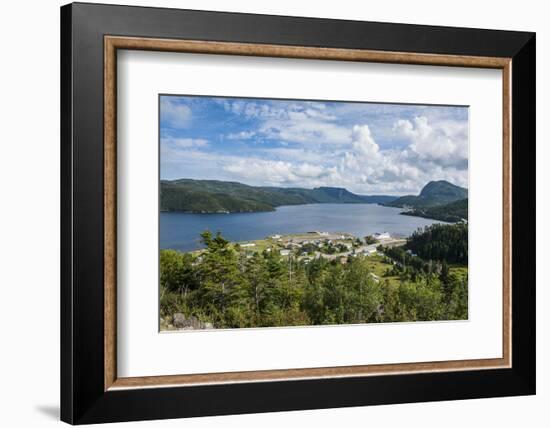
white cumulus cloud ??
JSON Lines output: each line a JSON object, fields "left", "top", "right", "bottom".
{"left": 394, "top": 116, "right": 468, "bottom": 166}
{"left": 351, "top": 125, "right": 380, "bottom": 158}
{"left": 222, "top": 159, "right": 341, "bottom": 187}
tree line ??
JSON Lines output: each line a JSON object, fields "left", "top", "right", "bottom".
{"left": 405, "top": 222, "right": 468, "bottom": 264}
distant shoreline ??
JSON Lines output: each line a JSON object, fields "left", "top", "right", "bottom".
{"left": 400, "top": 210, "right": 459, "bottom": 223}
{"left": 160, "top": 201, "right": 394, "bottom": 215}
{"left": 161, "top": 202, "right": 456, "bottom": 223}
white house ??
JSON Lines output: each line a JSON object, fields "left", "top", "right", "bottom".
{"left": 373, "top": 232, "right": 391, "bottom": 240}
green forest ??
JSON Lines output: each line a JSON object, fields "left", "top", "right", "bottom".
{"left": 160, "top": 223, "right": 468, "bottom": 330}
{"left": 401, "top": 199, "right": 468, "bottom": 223}
{"left": 160, "top": 178, "right": 397, "bottom": 213}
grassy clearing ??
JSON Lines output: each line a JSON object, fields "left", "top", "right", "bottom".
{"left": 361, "top": 254, "right": 401, "bottom": 286}
{"left": 236, "top": 239, "right": 277, "bottom": 254}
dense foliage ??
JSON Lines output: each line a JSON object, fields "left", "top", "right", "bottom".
{"left": 405, "top": 223, "right": 468, "bottom": 264}
{"left": 161, "top": 187, "right": 275, "bottom": 213}
{"left": 160, "top": 225, "right": 468, "bottom": 329}
{"left": 160, "top": 179, "right": 397, "bottom": 213}
{"left": 402, "top": 198, "right": 468, "bottom": 223}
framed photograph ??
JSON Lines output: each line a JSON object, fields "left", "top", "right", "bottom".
{"left": 61, "top": 2, "right": 535, "bottom": 424}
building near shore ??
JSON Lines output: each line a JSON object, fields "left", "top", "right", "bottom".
{"left": 309, "top": 231, "right": 329, "bottom": 236}
{"left": 373, "top": 232, "right": 391, "bottom": 239}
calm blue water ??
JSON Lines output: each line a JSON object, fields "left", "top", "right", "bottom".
{"left": 160, "top": 203, "right": 446, "bottom": 252}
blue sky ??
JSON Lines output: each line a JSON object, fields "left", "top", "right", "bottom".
{"left": 160, "top": 95, "right": 468, "bottom": 195}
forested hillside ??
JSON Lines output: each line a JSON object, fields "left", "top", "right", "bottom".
{"left": 402, "top": 198, "right": 468, "bottom": 223}
{"left": 160, "top": 179, "right": 397, "bottom": 212}
{"left": 383, "top": 180, "right": 467, "bottom": 209}
{"left": 406, "top": 223, "right": 468, "bottom": 264}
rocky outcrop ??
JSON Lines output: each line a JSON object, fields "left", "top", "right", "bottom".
{"left": 172, "top": 313, "right": 214, "bottom": 330}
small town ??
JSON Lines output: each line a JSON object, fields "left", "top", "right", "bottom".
{"left": 233, "top": 231, "right": 406, "bottom": 265}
